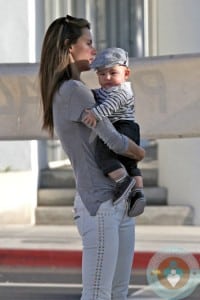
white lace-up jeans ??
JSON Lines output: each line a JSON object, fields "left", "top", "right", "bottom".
{"left": 73, "top": 194, "right": 135, "bottom": 300}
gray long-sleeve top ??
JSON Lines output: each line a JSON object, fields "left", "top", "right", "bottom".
{"left": 53, "top": 80, "right": 129, "bottom": 215}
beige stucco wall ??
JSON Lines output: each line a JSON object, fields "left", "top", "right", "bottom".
{"left": 155, "top": 0, "right": 200, "bottom": 224}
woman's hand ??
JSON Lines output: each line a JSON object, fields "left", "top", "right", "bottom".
{"left": 125, "top": 140, "right": 145, "bottom": 161}
{"left": 82, "top": 109, "right": 97, "bottom": 127}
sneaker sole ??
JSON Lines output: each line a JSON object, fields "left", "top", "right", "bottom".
{"left": 127, "top": 198, "right": 146, "bottom": 217}
{"left": 113, "top": 178, "right": 136, "bottom": 205}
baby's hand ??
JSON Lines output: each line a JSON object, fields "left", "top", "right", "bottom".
{"left": 82, "top": 109, "right": 97, "bottom": 127}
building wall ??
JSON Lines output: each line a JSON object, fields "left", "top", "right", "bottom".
{"left": 157, "top": 0, "right": 200, "bottom": 55}
{"left": 1, "top": 0, "right": 200, "bottom": 224}
{"left": 0, "top": 0, "right": 29, "bottom": 62}
{"left": 154, "top": 0, "right": 200, "bottom": 224}
{"left": 0, "top": 0, "right": 39, "bottom": 171}
{"left": 0, "top": 0, "right": 41, "bottom": 223}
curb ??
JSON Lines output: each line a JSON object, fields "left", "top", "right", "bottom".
{"left": 0, "top": 249, "right": 199, "bottom": 269}
{"left": 0, "top": 249, "right": 153, "bottom": 269}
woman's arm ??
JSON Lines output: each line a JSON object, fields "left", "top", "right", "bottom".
{"left": 65, "top": 81, "right": 145, "bottom": 161}
{"left": 123, "top": 138, "right": 145, "bottom": 161}
{"left": 81, "top": 111, "right": 145, "bottom": 161}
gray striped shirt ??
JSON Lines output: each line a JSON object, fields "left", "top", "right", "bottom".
{"left": 92, "top": 82, "right": 135, "bottom": 123}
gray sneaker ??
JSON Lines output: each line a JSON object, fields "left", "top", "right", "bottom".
{"left": 113, "top": 176, "right": 136, "bottom": 205}
{"left": 127, "top": 189, "right": 146, "bottom": 217}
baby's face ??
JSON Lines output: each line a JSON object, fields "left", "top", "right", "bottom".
{"left": 97, "top": 65, "right": 130, "bottom": 89}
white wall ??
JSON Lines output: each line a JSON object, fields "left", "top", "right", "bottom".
{"left": 0, "top": 0, "right": 40, "bottom": 224}
{"left": 0, "top": 0, "right": 34, "bottom": 171}
{"left": 159, "top": 138, "right": 200, "bottom": 225}
{"left": 156, "top": 0, "right": 200, "bottom": 224}
{"left": 0, "top": 171, "right": 37, "bottom": 224}
{"left": 0, "top": 141, "right": 31, "bottom": 171}
{"left": 157, "top": 0, "right": 200, "bottom": 55}
{"left": 0, "top": 0, "right": 30, "bottom": 63}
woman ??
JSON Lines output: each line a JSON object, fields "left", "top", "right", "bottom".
{"left": 39, "top": 14, "right": 145, "bottom": 300}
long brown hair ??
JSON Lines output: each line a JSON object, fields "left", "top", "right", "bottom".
{"left": 39, "top": 15, "right": 90, "bottom": 136}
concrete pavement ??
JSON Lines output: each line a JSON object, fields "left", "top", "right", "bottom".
{"left": 0, "top": 224, "right": 199, "bottom": 299}
{"left": 0, "top": 225, "right": 199, "bottom": 268}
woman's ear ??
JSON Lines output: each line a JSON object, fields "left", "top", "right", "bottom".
{"left": 68, "top": 47, "right": 72, "bottom": 54}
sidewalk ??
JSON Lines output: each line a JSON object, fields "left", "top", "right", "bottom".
{"left": 0, "top": 225, "right": 199, "bottom": 269}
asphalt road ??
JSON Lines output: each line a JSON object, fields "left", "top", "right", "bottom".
{"left": 0, "top": 267, "right": 199, "bottom": 300}
{"left": 0, "top": 267, "right": 142, "bottom": 300}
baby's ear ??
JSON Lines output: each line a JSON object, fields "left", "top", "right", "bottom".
{"left": 125, "top": 67, "right": 131, "bottom": 78}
